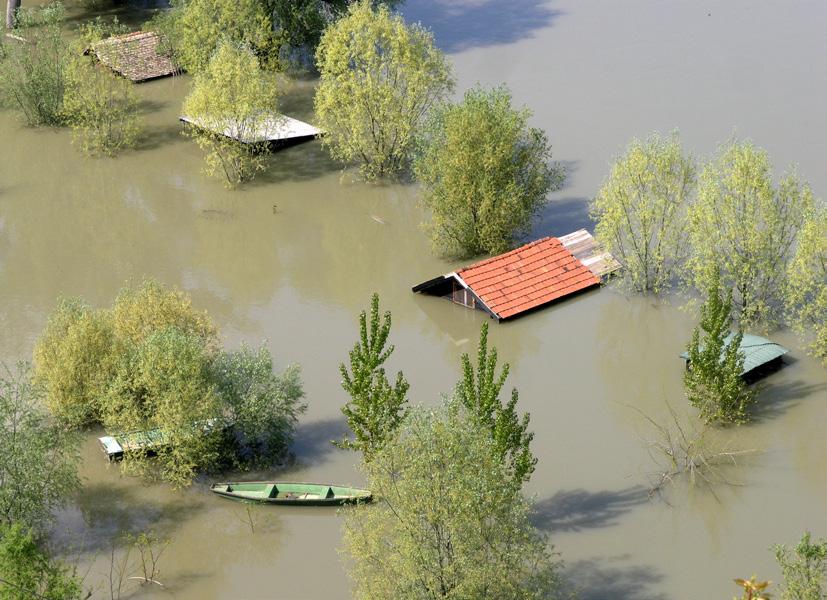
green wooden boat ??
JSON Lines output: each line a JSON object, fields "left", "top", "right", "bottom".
{"left": 210, "top": 482, "right": 372, "bottom": 506}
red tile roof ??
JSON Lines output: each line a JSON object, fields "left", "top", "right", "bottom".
{"left": 457, "top": 237, "right": 599, "bottom": 320}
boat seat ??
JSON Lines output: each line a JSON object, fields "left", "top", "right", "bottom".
{"left": 320, "top": 486, "right": 333, "bottom": 499}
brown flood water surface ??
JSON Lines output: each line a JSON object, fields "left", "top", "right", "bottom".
{"left": 1, "top": 1, "right": 826, "bottom": 598}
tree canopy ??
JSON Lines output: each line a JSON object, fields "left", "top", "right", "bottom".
{"left": 455, "top": 322, "right": 535, "bottom": 486}
{"left": 0, "top": 364, "right": 80, "bottom": 532}
{"left": 33, "top": 280, "right": 305, "bottom": 487}
{"left": 591, "top": 132, "right": 695, "bottom": 293}
{"left": 415, "top": 85, "right": 561, "bottom": 257}
{"left": 341, "top": 403, "right": 560, "bottom": 600}
{"left": 182, "top": 42, "right": 283, "bottom": 187}
{"left": 686, "top": 140, "right": 815, "bottom": 328}
{"left": 315, "top": 0, "right": 454, "bottom": 179}
{"left": 787, "top": 206, "right": 826, "bottom": 365}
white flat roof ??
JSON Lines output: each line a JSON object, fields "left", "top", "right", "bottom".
{"left": 179, "top": 114, "right": 321, "bottom": 144}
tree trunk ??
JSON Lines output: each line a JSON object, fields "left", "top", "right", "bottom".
{"left": 5, "top": 0, "right": 21, "bottom": 30}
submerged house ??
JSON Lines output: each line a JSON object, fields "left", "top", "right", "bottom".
{"left": 89, "top": 31, "right": 180, "bottom": 82}
{"left": 179, "top": 114, "right": 322, "bottom": 148}
{"left": 680, "top": 333, "right": 789, "bottom": 381}
{"left": 412, "top": 229, "right": 620, "bottom": 321}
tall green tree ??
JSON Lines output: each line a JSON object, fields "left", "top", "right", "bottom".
{"left": 0, "top": 3, "right": 68, "bottom": 126}
{"left": 455, "top": 323, "right": 535, "bottom": 485}
{"left": 0, "top": 523, "right": 85, "bottom": 600}
{"left": 774, "top": 532, "right": 827, "bottom": 600}
{"left": 683, "top": 273, "right": 756, "bottom": 425}
{"left": 341, "top": 404, "right": 559, "bottom": 600}
{"left": 182, "top": 42, "right": 283, "bottom": 188}
{"left": 686, "top": 140, "right": 815, "bottom": 328}
{"left": 787, "top": 206, "right": 826, "bottom": 365}
{"left": 0, "top": 364, "right": 80, "bottom": 532}
{"left": 415, "top": 85, "right": 562, "bottom": 257}
{"left": 335, "top": 293, "right": 409, "bottom": 459}
{"left": 315, "top": 0, "right": 454, "bottom": 179}
{"left": 591, "top": 132, "right": 695, "bottom": 293}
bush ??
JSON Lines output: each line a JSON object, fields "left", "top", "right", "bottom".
{"left": 774, "top": 532, "right": 827, "bottom": 600}
{"left": 415, "top": 85, "right": 561, "bottom": 257}
{"left": 0, "top": 3, "right": 68, "bottom": 126}
{"left": 315, "top": 0, "right": 453, "bottom": 179}
{"left": 0, "top": 523, "right": 85, "bottom": 600}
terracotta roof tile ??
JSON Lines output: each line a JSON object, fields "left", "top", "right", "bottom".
{"left": 456, "top": 237, "right": 599, "bottom": 320}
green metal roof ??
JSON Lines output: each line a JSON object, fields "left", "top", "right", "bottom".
{"left": 680, "top": 333, "right": 788, "bottom": 375}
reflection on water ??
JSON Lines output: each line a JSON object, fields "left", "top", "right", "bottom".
{"left": 1, "top": 0, "right": 826, "bottom": 598}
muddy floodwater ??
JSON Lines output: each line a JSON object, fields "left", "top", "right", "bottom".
{"left": 1, "top": 1, "right": 826, "bottom": 598}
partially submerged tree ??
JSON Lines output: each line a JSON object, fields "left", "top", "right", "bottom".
{"left": 415, "top": 85, "right": 562, "bottom": 257}
{"left": 686, "top": 140, "right": 815, "bottom": 328}
{"left": 33, "top": 280, "right": 304, "bottom": 487}
{"left": 774, "top": 531, "right": 827, "bottom": 600}
{"left": 591, "top": 132, "right": 695, "bottom": 293}
{"left": 182, "top": 42, "right": 283, "bottom": 188}
{"left": 63, "top": 28, "right": 142, "bottom": 157}
{"left": 315, "top": 0, "right": 454, "bottom": 179}
{"left": 787, "top": 206, "right": 826, "bottom": 365}
{"left": 0, "top": 363, "right": 80, "bottom": 532}
{"left": 683, "top": 274, "right": 756, "bottom": 425}
{"left": 341, "top": 404, "right": 560, "bottom": 600}
{"left": 455, "top": 322, "right": 535, "bottom": 486}
{"left": 173, "top": 0, "right": 275, "bottom": 73}
{"left": 0, "top": 523, "right": 86, "bottom": 600}
{"left": 335, "top": 293, "right": 408, "bottom": 459}
{"left": 0, "top": 3, "right": 68, "bottom": 126}
{"left": 212, "top": 345, "right": 306, "bottom": 467}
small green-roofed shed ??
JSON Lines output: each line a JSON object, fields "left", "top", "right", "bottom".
{"left": 680, "top": 333, "right": 789, "bottom": 376}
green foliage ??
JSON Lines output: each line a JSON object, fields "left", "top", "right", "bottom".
{"left": 33, "top": 280, "right": 303, "bottom": 487}
{"left": 182, "top": 42, "right": 282, "bottom": 188}
{"left": 455, "top": 322, "right": 536, "bottom": 486}
{"left": 591, "top": 132, "right": 695, "bottom": 293}
{"left": 684, "top": 274, "right": 756, "bottom": 425}
{"left": 0, "top": 3, "right": 68, "bottom": 126}
{"left": 687, "top": 140, "right": 815, "bottom": 328}
{"left": 172, "top": 0, "right": 275, "bottom": 74}
{"left": 33, "top": 298, "right": 115, "bottom": 427}
{"left": 212, "top": 345, "right": 306, "bottom": 467}
{"left": 415, "top": 85, "right": 561, "bottom": 257}
{"left": 774, "top": 532, "right": 827, "bottom": 600}
{"left": 62, "top": 28, "right": 142, "bottom": 157}
{"left": 0, "top": 523, "right": 85, "bottom": 600}
{"left": 341, "top": 404, "right": 560, "bottom": 600}
{"left": 787, "top": 207, "right": 826, "bottom": 365}
{"left": 103, "top": 327, "right": 224, "bottom": 487}
{"left": 0, "top": 364, "right": 80, "bottom": 532}
{"left": 315, "top": 0, "right": 454, "bottom": 179}
{"left": 335, "top": 293, "right": 409, "bottom": 459}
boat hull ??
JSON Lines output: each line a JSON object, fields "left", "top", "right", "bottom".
{"left": 210, "top": 482, "right": 372, "bottom": 506}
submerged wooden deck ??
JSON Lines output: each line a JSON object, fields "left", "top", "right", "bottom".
{"left": 179, "top": 114, "right": 322, "bottom": 145}
{"left": 558, "top": 229, "right": 621, "bottom": 278}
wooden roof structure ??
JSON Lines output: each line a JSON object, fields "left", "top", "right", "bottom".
{"left": 413, "top": 229, "right": 621, "bottom": 321}
{"left": 179, "top": 114, "right": 322, "bottom": 146}
{"left": 91, "top": 31, "right": 180, "bottom": 82}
